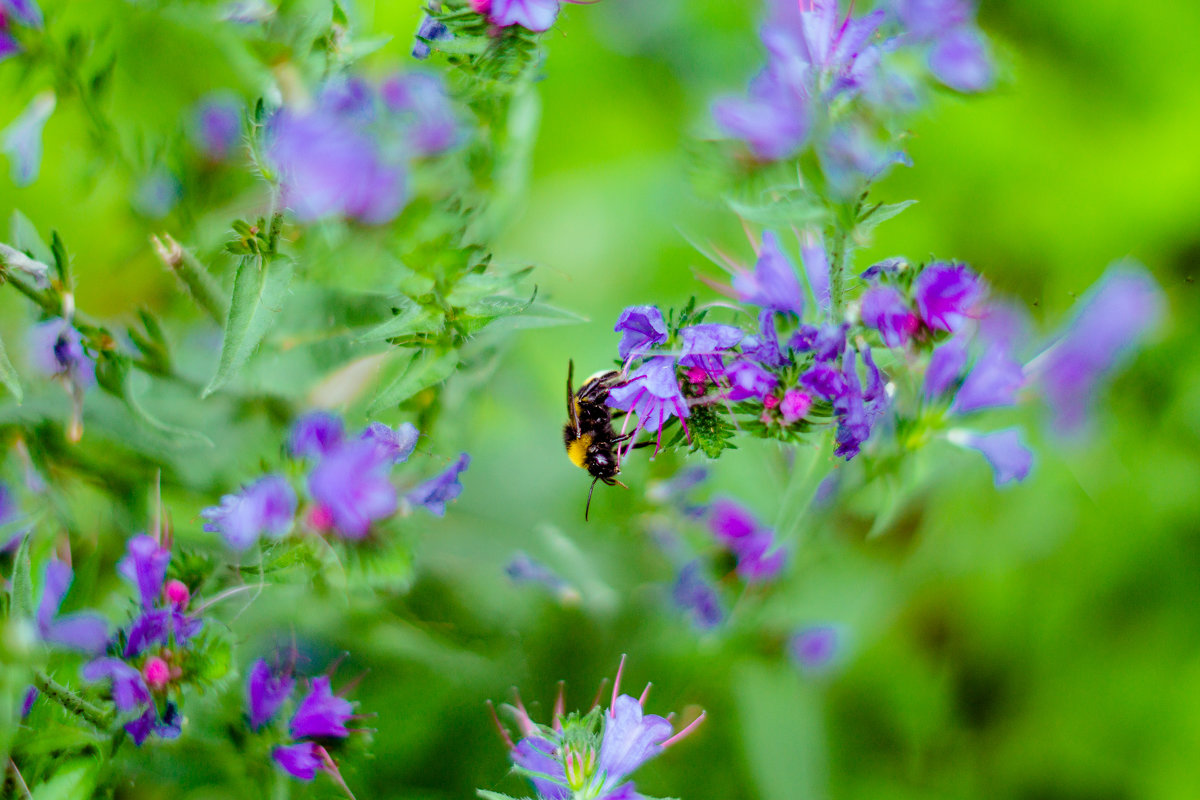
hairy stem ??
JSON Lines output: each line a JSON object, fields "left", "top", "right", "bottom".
{"left": 33, "top": 670, "right": 110, "bottom": 730}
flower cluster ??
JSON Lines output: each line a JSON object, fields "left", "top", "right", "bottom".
{"left": 0, "top": 0, "right": 42, "bottom": 63}
{"left": 201, "top": 412, "right": 469, "bottom": 549}
{"left": 245, "top": 656, "right": 364, "bottom": 786}
{"left": 266, "top": 72, "right": 460, "bottom": 224}
{"left": 468, "top": 0, "right": 591, "bottom": 33}
{"left": 82, "top": 535, "right": 204, "bottom": 745}
{"left": 486, "top": 657, "right": 704, "bottom": 800}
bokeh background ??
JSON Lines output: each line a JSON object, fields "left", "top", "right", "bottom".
{"left": 3, "top": 0, "right": 1200, "bottom": 798}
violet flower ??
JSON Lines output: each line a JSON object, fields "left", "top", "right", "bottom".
{"left": 1033, "top": 263, "right": 1163, "bottom": 434}
{"left": 273, "top": 742, "right": 321, "bottom": 781}
{"left": 712, "top": 68, "right": 810, "bottom": 161}
{"left": 707, "top": 500, "right": 786, "bottom": 582}
{"left": 614, "top": 305, "right": 668, "bottom": 361}
{"left": 289, "top": 676, "right": 355, "bottom": 739}
{"left": 506, "top": 552, "right": 575, "bottom": 601}
{"left": 607, "top": 357, "right": 690, "bottom": 451}
{"left": 124, "top": 703, "right": 182, "bottom": 746}
{"left": 2, "top": 91, "right": 54, "bottom": 186}
{"left": 477, "top": 0, "right": 560, "bottom": 32}
{"left": 36, "top": 560, "right": 108, "bottom": 654}
{"left": 819, "top": 121, "right": 912, "bottom": 197}
{"left": 789, "top": 624, "right": 842, "bottom": 673}
{"left": 0, "top": 0, "right": 42, "bottom": 29}
{"left": 672, "top": 561, "right": 723, "bottom": 630}
{"left": 412, "top": 14, "right": 451, "bottom": 59}
{"left": 289, "top": 410, "right": 345, "bottom": 459}
{"left": 947, "top": 427, "right": 1032, "bottom": 485}
{"left": 82, "top": 658, "right": 151, "bottom": 712}
{"left": 724, "top": 360, "right": 779, "bottom": 403}
{"left": 193, "top": 94, "right": 242, "bottom": 160}
{"left": 801, "top": 230, "right": 832, "bottom": 312}
{"left": 913, "top": 261, "right": 983, "bottom": 333}
{"left": 202, "top": 474, "right": 297, "bottom": 550}
{"left": 679, "top": 323, "right": 744, "bottom": 378}
{"left": 923, "top": 335, "right": 969, "bottom": 400}
{"left": 360, "top": 421, "right": 419, "bottom": 464}
{"left": 118, "top": 535, "right": 170, "bottom": 610}
{"left": 950, "top": 345, "right": 1024, "bottom": 414}
{"left": 309, "top": 439, "right": 397, "bottom": 537}
{"left": 741, "top": 309, "right": 790, "bottom": 369}
{"left": 28, "top": 317, "right": 95, "bottom": 388}
{"left": 381, "top": 71, "right": 460, "bottom": 156}
{"left": 247, "top": 658, "right": 295, "bottom": 731}
{"left": 733, "top": 231, "right": 805, "bottom": 315}
{"left": 860, "top": 285, "right": 919, "bottom": 347}
{"left": 406, "top": 453, "right": 470, "bottom": 517}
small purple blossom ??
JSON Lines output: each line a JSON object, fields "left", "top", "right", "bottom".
{"left": 36, "top": 560, "right": 108, "bottom": 654}
{"left": 929, "top": 27, "right": 993, "bottom": 92}
{"left": 801, "top": 230, "right": 832, "bottom": 311}
{"left": 247, "top": 658, "right": 295, "bottom": 731}
{"left": 950, "top": 345, "right": 1024, "bottom": 414}
{"left": 82, "top": 657, "right": 151, "bottom": 713}
{"left": 479, "top": 0, "right": 560, "bottom": 32}
{"left": 309, "top": 439, "right": 397, "bottom": 537}
{"left": 860, "top": 285, "right": 919, "bottom": 347}
{"left": 780, "top": 388, "right": 813, "bottom": 424}
{"left": 672, "top": 560, "right": 723, "bottom": 630}
{"left": 819, "top": 121, "right": 911, "bottom": 197}
{"left": 406, "top": 453, "right": 470, "bottom": 517}
{"left": 614, "top": 305, "right": 668, "bottom": 361}
{"left": 791, "top": 322, "right": 847, "bottom": 362}
{"left": 202, "top": 474, "right": 297, "bottom": 550}
{"left": 513, "top": 737, "right": 568, "bottom": 800}
{"left": 924, "top": 335, "right": 969, "bottom": 400}
{"left": 118, "top": 535, "right": 170, "bottom": 610}
{"left": 707, "top": 500, "right": 786, "bottom": 582}
{"left": 712, "top": 69, "right": 810, "bottom": 161}
{"left": 125, "top": 703, "right": 182, "bottom": 746}
{"left": 412, "top": 14, "right": 451, "bottom": 59}
{"left": 724, "top": 360, "right": 779, "bottom": 403}
{"left": 360, "top": 421, "right": 420, "bottom": 464}
{"left": 290, "top": 676, "right": 354, "bottom": 740}
{"left": 741, "top": 310, "right": 790, "bottom": 369}
{"left": 273, "top": 741, "right": 321, "bottom": 781}
{"left": 607, "top": 357, "right": 690, "bottom": 451}
{"left": 733, "top": 231, "right": 805, "bottom": 315}
{"left": 861, "top": 257, "right": 906, "bottom": 282}
{"left": 947, "top": 427, "right": 1033, "bottom": 486}
{"left": 789, "top": 625, "right": 842, "bottom": 673}
{"left": 913, "top": 261, "right": 983, "bottom": 333}
{"left": 381, "top": 71, "right": 460, "bottom": 156}
{"left": 0, "top": 31, "right": 19, "bottom": 62}
{"left": 1034, "top": 263, "right": 1163, "bottom": 434}
{"left": 599, "top": 694, "right": 674, "bottom": 785}
{"left": 289, "top": 411, "right": 345, "bottom": 459}
{"left": 679, "top": 323, "right": 744, "bottom": 377}
{"left": 0, "top": 0, "right": 42, "bottom": 29}
{"left": 2, "top": 91, "right": 54, "bottom": 186}
{"left": 193, "top": 94, "right": 242, "bottom": 160}
{"left": 28, "top": 317, "right": 95, "bottom": 388}
{"left": 506, "top": 552, "right": 574, "bottom": 600}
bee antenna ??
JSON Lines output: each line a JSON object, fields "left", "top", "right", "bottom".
{"left": 585, "top": 475, "right": 601, "bottom": 522}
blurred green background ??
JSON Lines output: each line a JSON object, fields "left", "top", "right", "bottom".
{"left": 4, "top": 0, "right": 1200, "bottom": 798}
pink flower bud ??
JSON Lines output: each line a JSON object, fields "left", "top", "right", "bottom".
{"left": 780, "top": 389, "right": 812, "bottom": 424}
{"left": 685, "top": 366, "right": 708, "bottom": 387}
{"left": 762, "top": 394, "right": 780, "bottom": 409}
{"left": 143, "top": 656, "right": 170, "bottom": 691}
{"left": 307, "top": 504, "right": 334, "bottom": 531}
{"left": 164, "top": 579, "right": 190, "bottom": 608}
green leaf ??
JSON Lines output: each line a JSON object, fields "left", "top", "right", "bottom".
{"left": 725, "top": 194, "right": 827, "bottom": 227}
{"left": 734, "top": 659, "right": 828, "bottom": 800}
{"left": 30, "top": 759, "right": 99, "bottom": 800}
{"left": 427, "top": 34, "right": 492, "bottom": 56}
{"left": 0, "top": 334, "right": 22, "bottom": 403}
{"left": 369, "top": 350, "right": 458, "bottom": 413}
{"left": 857, "top": 199, "right": 916, "bottom": 235}
{"left": 476, "top": 791, "right": 529, "bottom": 800}
{"left": 355, "top": 298, "right": 443, "bottom": 343}
{"left": 9, "top": 209, "right": 53, "bottom": 266}
{"left": 202, "top": 255, "right": 295, "bottom": 397}
{"left": 124, "top": 372, "right": 215, "bottom": 448}
{"left": 10, "top": 532, "right": 33, "bottom": 622}
{"left": 445, "top": 266, "right": 534, "bottom": 306}
{"left": 49, "top": 231, "right": 71, "bottom": 287}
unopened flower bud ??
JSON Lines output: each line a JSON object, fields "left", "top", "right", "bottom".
{"left": 143, "top": 656, "right": 171, "bottom": 691}
{"left": 164, "top": 579, "right": 190, "bottom": 608}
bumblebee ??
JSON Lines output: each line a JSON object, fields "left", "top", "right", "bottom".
{"left": 564, "top": 360, "right": 634, "bottom": 519}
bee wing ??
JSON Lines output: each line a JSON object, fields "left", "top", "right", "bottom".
{"left": 566, "top": 359, "right": 581, "bottom": 436}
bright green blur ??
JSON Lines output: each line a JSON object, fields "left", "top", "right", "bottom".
{"left": 3, "top": 0, "right": 1199, "bottom": 798}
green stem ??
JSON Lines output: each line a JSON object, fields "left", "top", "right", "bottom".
{"left": 32, "top": 670, "right": 111, "bottom": 730}
{"left": 774, "top": 431, "right": 836, "bottom": 545}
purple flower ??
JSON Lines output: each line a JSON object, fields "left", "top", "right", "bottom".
{"left": 860, "top": 285, "right": 918, "bottom": 347}
{"left": 599, "top": 694, "right": 674, "bottom": 785}
{"left": 679, "top": 323, "right": 744, "bottom": 377}
{"left": 819, "top": 121, "right": 911, "bottom": 196}
{"left": 800, "top": 362, "right": 847, "bottom": 400}
{"left": 290, "top": 676, "right": 354, "bottom": 739}
{"left": 929, "top": 27, "right": 993, "bottom": 92}
{"left": 672, "top": 561, "right": 723, "bottom": 629}
{"left": 506, "top": 552, "right": 573, "bottom": 599}
{"left": 28, "top": 317, "right": 95, "bottom": 388}
{"left": 615, "top": 305, "right": 668, "bottom": 361}
{"left": 733, "top": 231, "right": 804, "bottom": 315}
{"left": 861, "top": 257, "right": 906, "bottom": 282}
{"left": 741, "top": 310, "right": 790, "bottom": 369}
{"left": 193, "top": 94, "right": 242, "bottom": 160}
{"left": 0, "top": 0, "right": 42, "bottom": 29}
{"left": 0, "top": 32, "right": 19, "bottom": 62}
{"left": 273, "top": 741, "right": 321, "bottom": 781}
{"left": 2, "top": 91, "right": 54, "bottom": 186}
{"left": 268, "top": 91, "right": 406, "bottom": 224}
{"left": 513, "top": 737, "right": 569, "bottom": 800}
{"left": 36, "top": 560, "right": 108, "bottom": 654}
{"left": 607, "top": 357, "right": 690, "bottom": 450}
{"left": 712, "top": 69, "right": 810, "bottom": 161}
{"left": 924, "top": 335, "right": 969, "bottom": 400}
{"left": 247, "top": 658, "right": 295, "bottom": 730}
{"left": 1034, "top": 263, "right": 1163, "bottom": 434}
{"left": 289, "top": 411, "right": 345, "bottom": 459}
{"left": 707, "top": 500, "right": 786, "bottom": 582}
{"left": 0, "top": 482, "right": 16, "bottom": 531}
{"left": 948, "top": 427, "right": 1032, "bottom": 485}
{"left": 789, "top": 625, "right": 841, "bottom": 672}
{"left": 381, "top": 71, "right": 460, "bottom": 156}
{"left": 895, "top": 0, "right": 970, "bottom": 39}
{"left": 360, "top": 421, "right": 419, "bottom": 464}
{"left": 834, "top": 346, "right": 885, "bottom": 459}
{"left": 482, "top": 0, "right": 560, "bottom": 32}
{"left": 913, "top": 261, "right": 983, "bottom": 333}
{"left": 950, "top": 345, "right": 1024, "bottom": 414}
{"left": 82, "top": 657, "right": 151, "bottom": 713}
{"left": 125, "top": 703, "right": 182, "bottom": 746}
{"left": 20, "top": 687, "right": 36, "bottom": 718}
{"left": 123, "top": 607, "right": 202, "bottom": 658}
{"left": 724, "top": 360, "right": 779, "bottom": 403}
{"left": 801, "top": 230, "right": 832, "bottom": 311}
{"left": 202, "top": 474, "right": 297, "bottom": 550}
{"left": 406, "top": 453, "right": 469, "bottom": 517}
{"left": 118, "top": 535, "right": 170, "bottom": 610}
{"left": 412, "top": 14, "right": 451, "bottom": 59}
{"left": 309, "top": 439, "right": 397, "bottom": 537}
{"left": 791, "top": 322, "right": 847, "bottom": 362}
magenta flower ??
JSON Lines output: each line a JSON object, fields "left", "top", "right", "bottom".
{"left": 913, "top": 261, "right": 983, "bottom": 333}
{"left": 733, "top": 231, "right": 805, "bottom": 315}
{"left": 860, "top": 285, "right": 919, "bottom": 347}
{"left": 202, "top": 474, "right": 297, "bottom": 550}
{"left": 780, "top": 388, "right": 813, "bottom": 424}
{"left": 36, "top": 560, "right": 108, "bottom": 654}
{"left": 309, "top": 439, "right": 397, "bottom": 537}
{"left": 406, "top": 453, "right": 470, "bottom": 517}
{"left": 614, "top": 305, "right": 668, "bottom": 361}
{"left": 478, "top": 0, "right": 560, "bottom": 32}
{"left": 607, "top": 357, "right": 690, "bottom": 450}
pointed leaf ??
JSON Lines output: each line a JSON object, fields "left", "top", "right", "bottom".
{"left": 125, "top": 372, "right": 214, "bottom": 448}
{"left": 9, "top": 209, "right": 53, "bottom": 266}
{"left": 857, "top": 200, "right": 916, "bottom": 236}
{"left": 355, "top": 298, "right": 443, "bottom": 343}
{"left": 10, "top": 531, "right": 33, "bottom": 622}
{"left": 369, "top": 350, "right": 458, "bottom": 413}
{"left": 30, "top": 759, "right": 99, "bottom": 800}
{"left": 0, "top": 335, "right": 22, "bottom": 403}
{"left": 202, "top": 255, "right": 295, "bottom": 397}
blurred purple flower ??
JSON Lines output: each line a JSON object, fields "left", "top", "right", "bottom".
{"left": 2, "top": 91, "right": 54, "bottom": 186}
{"left": 733, "top": 231, "right": 804, "bottom": 315}
{"left": 790, "top": 322, "right": 847, "bottom": 362}
{"left": 834, "top": 346, "right": 887, "bottom": 459}
{"left": 132, "top": 167, "right": 182, "bottom": 219}
{"left": 0, "top": 0, "right": 42, "bottom": 28}
{"left": 801, "top": 230, "right": 832, "bottom": 311}
{"left": 247, "top": 658, "right": 295, "bottom": 731}
{"left": 724, "top": 360, "right": 779, "bottom": 403}
{"left": 924, "top": 335, "right": 969, "bottom": 400}
{"left": 679, "top": 323, "right": 744, "bottom": 377}
{"left": 360, "top": 421, "right": 419, "bottom": 464}
{"left": 860, "top": 285, "right": 918, "bottom": 347}
{"left": 673, "top": 560, "right": 723, "bottom": 630}
{"left": 118, "top": 535, "right": 170, "bottom": 610}
{"left": 789, "top": 625, "right": 841, "bottom": 672}
{"left": 950, "top": 345, "right": 1024, "bottom": 414}
{"left": 407, "top": 452, "right": 470, "bottom": 517}
{"left": 273, "top": 741, "right": 321, "bottom": 781}
{"left": 707, "top": 499, "right": 786, "bottom": 582}
{"left": 193, "top": 94, "right": 242, "bottom": 160}
{"left": 28, "top": 317, "right": 95, "bottom": 388}
{"left": 608, "top": 357, "right": 690, "bottom": 451}
{"left": 20, "top": 687, "right": 36, "bottom": 718}
{"left": 913, "top": 261, "right": 983, "bottom": 333}
{"left": 202, "top": 474, "right": 297, "bottom": 551}
{"left": 290, "top": 676, "right": 354, "bottom": 739}
{"left": 819, "top": 121, "right": 911, "bottom": 197}
{"left": 742, "top": 309, "right": 790, "bottom": 369}
{"left": 861, "top": 257, "right": 906, "bottom": 282}
{"left": 381, "top": 71, "right": 460, "bottom": 156}
{"left": 309, "top": 439, "right": 397, "bottom": 537}
{"left": 712, "top": 69, "right": 810, "bottom": 161}
{"left": 82, "top": 657, "right": 151, "bottom": 713}
{"left": 948, "top": 427, "right": 1032, "bottom": 485}
{"left": 125, "top": 703, "right": 182, "bottom": 746}
{"left": 36, "top": 560, "right": 108, "bottom": 654}
{"left": 412, "top": 14, "right": 451, "bottom": 59}
{"left": 289, "top": 411, "right": 345, "bottom": 460}
{"left": 615, "top": 305, "right": 668, "bottom": 361}
{"left": 479, "top": 0, "right": 560, "bottom": 32}
{"left": 0, "top": 31, "right": 19, "bottom": 62}
{"left": 512, "top": 737, "right": 568, "bottom": 800}
{"left": 1034, "top": 263, "right": 1163, "bottom": 434}
{"left": 929, "top": 28, "right": 993, "bottom": 92}
{"left": 506, "top": 552, "right": 574, "bottom": 599}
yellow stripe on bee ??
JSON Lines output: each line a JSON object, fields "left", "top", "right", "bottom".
{"left": 566, "top": 433, "right": 593, "bottom": 469}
